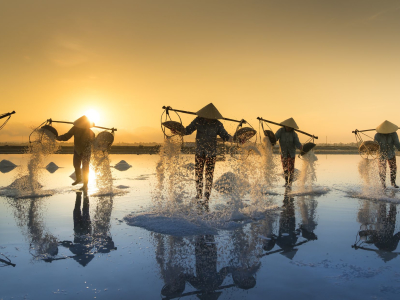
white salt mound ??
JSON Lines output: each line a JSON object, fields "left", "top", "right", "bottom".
{"left": 7, "top": 175, "right": 43, "bottom": 191}
{"left": 114, "top": 160, "right": 132, "bottom": 171}
{"left": 116, "top": 185, "right": 129, "bottom": 189}
{"left": 0, "top": 160, "right": 17, "bottom": 168}
{"left": 46, "top": 162, "right": 59, "bottom": 173}
{"left": 70, "top": 171, "right": 78, "bottom": 180}
{"left": 214, "top": 172, "right": 250, "bottom": 194}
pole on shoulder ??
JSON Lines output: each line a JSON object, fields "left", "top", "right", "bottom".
{"left": 162, "top": 106, "right": 244, "bottom": 123}
{"left": 258, "top": 117, "right": 318, "bottom": 139}
{"left": 48, "top": 119, "right": 117, "bottom": 132}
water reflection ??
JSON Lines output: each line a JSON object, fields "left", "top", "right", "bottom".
{"left": 353, "top": 201, "right": 400, "bottom": 262}
{"left": 262, "top": 192, "right": 318, "bottom": 258}
{"left": 6, "top": 196, "right": 59, "bottom": 259}
{"left": 154, "top": 191, "right": 321, "bottom": 298}
{"left": 157, "top": 233, "right": 259, "bottom": 299}
{"left": 57, "top": 192, "right": 117, "bottom": 265}
{"left": 0, "top": 254, "right": 16, "bottom": 267}
{"left": 6, "top": 190, "right": 117, "bottom": 265}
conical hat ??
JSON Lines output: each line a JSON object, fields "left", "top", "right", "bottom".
{"left": 196, "top": 103, "right": 223, "bottom": 119}
{"left": 376, "top": 120, "right": 398, "bottom": 134}
{"left": 280, "top": 117, "right": 299, "bottom": 129}
{"left": 74, "top": 115, "right": 94, "bottom": 128}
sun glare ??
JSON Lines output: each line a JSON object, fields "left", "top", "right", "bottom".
{"left": 85, "top": 109, "right": 100, "bottom": 125}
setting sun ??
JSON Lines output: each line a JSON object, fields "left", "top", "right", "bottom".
{"left": 85, "top": 109, "right": 100, "bottom": 125}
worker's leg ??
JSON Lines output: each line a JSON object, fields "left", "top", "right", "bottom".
{"left": 204, "top": 156, "right": 217, "bottom": 201}
{"left": 388, "top": 156, "right": 398, "bottom": 188}
{"left": 287, "top": 156, "right": 295, "bottom": 186}
{"left": 72, "top": 151, "right": 83, "bottom": 185}
{"left": 81, "top": 151, "right": 91, "bottom": 191}
{"left": 195, "top": 154, "right": 206, "bottom": 199}
{"left": 378, "top": 158, "right": 387, "bottom": 188}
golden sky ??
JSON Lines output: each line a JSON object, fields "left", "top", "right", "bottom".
{"left": 1, "top": 0, "right": 400, "bottom": 144}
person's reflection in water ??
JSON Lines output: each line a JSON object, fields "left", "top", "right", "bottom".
{"left": 263, "top": 192, "right": 318, "bottom": 258}
{"left": 160, "top": 234, "right": 258, "bottom": 299}
{"left": 275, "top": 192, "right": 299, "bottom": 259}
{"left": 355, "top": 203, "right": 400, "bottom": 262}
{"left": 60, "top": 192, "right": 94, "bottom": 266}
{"left": 298, "top": 195, "right": 318, "bottom": 241}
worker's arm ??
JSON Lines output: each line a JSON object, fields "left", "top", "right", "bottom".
{"left": 56, "top": 127, "right": 75, "bottom": 141}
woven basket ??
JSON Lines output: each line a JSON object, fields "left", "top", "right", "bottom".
{"left": 234, "top": 127, "right": 257, "bottom": 143}
{"left": 263, "top": 130, "right": 277, "bottom": 146}
{"left": 162, "top": 121, "right": 185, "bottom": 135}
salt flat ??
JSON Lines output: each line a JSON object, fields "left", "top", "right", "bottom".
{"left": 1, "top": 154, "right": 399, "bottom": 300}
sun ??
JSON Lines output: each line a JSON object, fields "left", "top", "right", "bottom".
{"left": 85, "top": 109, "right": 100, "bottom": 125}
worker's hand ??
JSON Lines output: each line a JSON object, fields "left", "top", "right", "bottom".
{"left": 55, "top": 136, "right": 61, "bottom": 141}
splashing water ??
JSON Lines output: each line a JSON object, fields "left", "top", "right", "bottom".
{"left": 91, "top": 149, "right": 114, "bottom": 195}
{"left": 358, "top": 158, "right": 381, "bottom": 193}
{"left": 126, "top": 137, "right": 280, "bottom": 236}
{"left": 154, "top": 137, "right": 191, "bottom": 209}
{"left": 298, "top": 150, "right": 318, "bottom": 192}
{"left": 8, "top": 128, "right": 59, "bottom": 195}
{"left": 259, "top": 137, "right": 279, "bottom": 187}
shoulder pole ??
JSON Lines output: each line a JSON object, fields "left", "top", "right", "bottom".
{"left": 47, "top": 119, "right": 117, "bottom": 132}
{"left": 162, "top": 106, "right": 246, "bottom": 124}
{"left": 257, "top": 117, "right": 318, "bottom": 139}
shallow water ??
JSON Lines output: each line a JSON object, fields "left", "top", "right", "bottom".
{"left": 1, "top": 154, "right": 400, "bottom": 300}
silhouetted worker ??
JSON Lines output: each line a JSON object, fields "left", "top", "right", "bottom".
{"left": 182, "top": 104, "right": 233, "bottom": 202}
{"left": 56, "top": 116, "right": 95, "bottom": 191}
{"left": 374, "top": 120, "right": 400, "bottom": 189}
{"left": 275, "top": 118, "right": 302, "bottom": 187}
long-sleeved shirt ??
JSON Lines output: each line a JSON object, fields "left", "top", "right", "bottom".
{"left": 58, "top": 126, "right": 95, "bottom": 155}
{"left": 374, "top": 132, "right": 400, "bottom": 160}
{"left": 185, "top": 117, "right": 231, "bottom": 157}
{"left": 275, "top": 127, "right": 302, "bottom": 158}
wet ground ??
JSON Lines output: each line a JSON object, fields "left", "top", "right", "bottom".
{"left": 1, "top": 154, "right": 400, "bottom": 300}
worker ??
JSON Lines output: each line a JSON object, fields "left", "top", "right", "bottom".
{"left": 56, "top": 116, "right": 95, "bottom": 192}
{"left": 275, "top": 118, "right": 303, "bottom": 187}
{"left": 374, "top": 120, "right": 400, "bottom": 189}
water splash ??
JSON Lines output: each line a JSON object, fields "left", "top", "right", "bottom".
{"left": 91, "top": 149, "right": 113, "bottom": 195}
{"left": 358, "top": 158, "right": 381, "bottom": 192}
{"left": 259, "top": 137, "right": 279, "bottom": 187}
{"left": 154, "top": 137, "right": 191, "bottom": 209}
{"left": 298, "top": 150, "right": 318, "bottom": 192}
{"left": 5, "top": 128, "right": 59, "bottom": 196}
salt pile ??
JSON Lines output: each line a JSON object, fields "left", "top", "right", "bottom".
{"left": 0, "top": 160, "right": 17, "bottom": 173}
{"left": 113, "top": 160, "right": 132, "bottom": 171}
{"left": 6, "top": 175, "right": 43, "bottom": 191}
{"left": 45, "top": 162, "right": 59, "bottom": 173}
{"left": 69, "top": 170, "right": 80, "bottom": 181}
{"left": 214, "top": 172, "right": 250, "bottom": 194}
{"left": 0, "top": 160, "right": 16, "bottom": 168}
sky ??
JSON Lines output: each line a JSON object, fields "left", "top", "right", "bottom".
{"left": 1, "top": 0, "right": 400, "bottom": 144}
